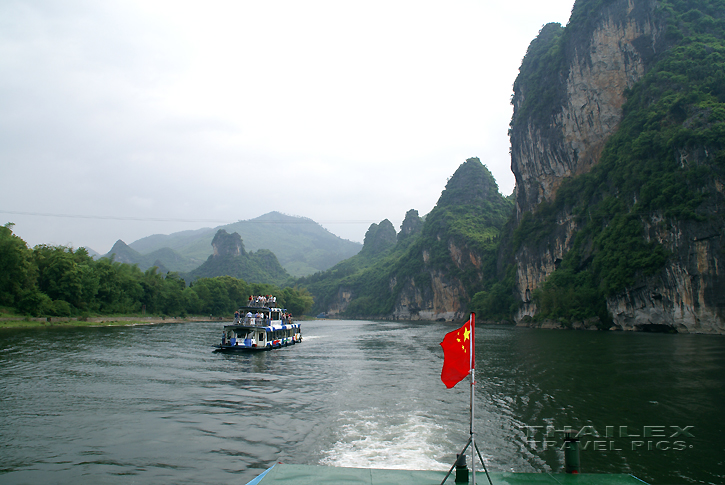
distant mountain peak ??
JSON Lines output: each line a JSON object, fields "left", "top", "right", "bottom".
{"left": 362, "top": 219, "right": 396, "bottom": 255}
{"left": 211, "top": 230, "right": 246, "bottom": 257}
{"left": 105, "top": 239, "right": 142, "bottom": 265}
{"left": 398, "top": 209, "right": 423, "bottom": 243}
{"left": 436, "top": 157, "right": 500, "bottom": 208}
{"left": 110, "top": 239, "right": 129, "bottom": 250}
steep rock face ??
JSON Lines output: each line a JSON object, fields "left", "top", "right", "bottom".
{"left": 361, "top": 220, "right": 397, "bottom": 255}
{"left": 325, "top": 288, "right": 353, "bottom": 317}
{"left": 211, "top": 230, "right": 245, "bottom": 257}
{"left": 509, "top": 0, "right": 725, "bottom": 333}
{"left": 510, "top": 0, "right": 664, "bottom": 317}
{"left": 384, "top": 159, "right": 511, "bottom": 321}
{"left": 307, "top": 158, "right": 513, "bottom": 321}
{"left": 391, "top": 270, "right": 468, "bottom": 321}
{"left": 514, "top": 213, "right": 579, "bottom": 316}
{"left": 608, "top": 210, "right": 724, "bottom": 333}
{"left": 511, "top": 0, "right": 666, "bottom": 218}
{"left": 398, "top": 209, "right": 423, "bottom": 243}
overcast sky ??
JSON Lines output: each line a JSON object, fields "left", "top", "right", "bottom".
{"left": 1, "top": 0, "right": 575, "bottom": 254}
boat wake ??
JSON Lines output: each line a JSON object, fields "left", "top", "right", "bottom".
{"left": 319, "top": 409, "right": 449, "bottom": 471}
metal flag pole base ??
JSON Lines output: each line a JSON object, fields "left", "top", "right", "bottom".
{"left": 440, "top": 314, "right": 490, "bottom": 485}
{"left": 440, "top": 435, "right": 493, "bottom": 485}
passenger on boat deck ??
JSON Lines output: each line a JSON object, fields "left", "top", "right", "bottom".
{"left": 246, "top": 311, "right": 253, "bottom": 318}
{"left": 234, "top": 311, "right": 240, "bottom": 321}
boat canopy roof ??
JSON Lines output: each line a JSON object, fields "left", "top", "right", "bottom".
{"left": 223, "top": 322, "right": 300, "bottom": 331}
{"left": 238, "top": 306, "right": 286, "bottom": 312}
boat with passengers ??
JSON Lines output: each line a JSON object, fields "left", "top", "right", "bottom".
{"left": 215, "top": 300, "right": 301, "bottom": 351}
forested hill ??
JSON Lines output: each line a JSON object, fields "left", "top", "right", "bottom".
{"left": 504, "top": 0, "right": 725, "bottom": 333}
{"left": 185, "top": 229, "right": 291, "bottom": 286}
{"left": 298, "top": 158, "right": 514, "bottom": 320}
{"left": 127, "top": 212, "right": 362, "bottom": 277}
{"left": 299, "top": 0, "right": 724, "bottom": 333}
{"left": 0, "top": 223, "right": 313, "bottom": 318}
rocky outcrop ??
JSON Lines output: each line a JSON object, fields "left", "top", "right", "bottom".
{"left": 361, "top": 220, "right": 397, "bottom": 255}
{"left": 307, "top": 158, "right": 513, "bottom": 322}
{"left": 188, "top": 229, "right": 289, "bottom": 285}
{"left": 211, "top": 230, "right": 245, "bottom": 257}
{"left": 325, "top": 288, "right": 354, "bottom": 317}
{"left": 607, "top": 211, "right": 724, "bottom": 333}
{"left": 509, "top": 0, "right": 725, "bottom": 333}
{"left": 511, "top": 0, "right": 666, "bottom": 218}
{"left": 390, "top": 270, "right": 468, "bottom": 321}
{"left": 509, "top": 0, "right": 660, "bottom": 313}
{"left": 398, "top": 209, "right": 423, "bottom": 243}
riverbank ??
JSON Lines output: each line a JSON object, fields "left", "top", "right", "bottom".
{"left": 0, "top": 314, "right": 317, "bottom": 329}
{"left": 0, "top": 315, "right": 224, "bottom": 329}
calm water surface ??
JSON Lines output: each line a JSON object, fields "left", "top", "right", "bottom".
{"left": 1, "top": 320, "right": 723, "bottom": 484}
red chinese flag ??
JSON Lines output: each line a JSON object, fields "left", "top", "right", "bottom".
{"left": 440, "top": 314, "right": 475, "bottom": 389}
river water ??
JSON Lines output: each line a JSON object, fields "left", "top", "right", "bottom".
{"left": 1, "top": 320, "right": 723, "bottom": 484}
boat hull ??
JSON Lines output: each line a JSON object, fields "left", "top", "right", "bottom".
{"left": 214, "top": 340, "right": 299, "bottom": 352}
{"left": 215, "top": 313, "right": 302, "bottom": 352}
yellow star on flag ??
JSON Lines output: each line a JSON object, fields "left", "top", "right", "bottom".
{"left": 440, "top": 314, "right": 475, "bottom": 389}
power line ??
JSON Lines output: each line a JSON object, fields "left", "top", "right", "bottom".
{"left": 0, "top": 210, "right": 376, "bottom": 224}
{"left": 0, "top": 210, "right": 230, "bottom": 224}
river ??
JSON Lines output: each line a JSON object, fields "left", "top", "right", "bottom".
{"left": 1, "top": 319, "right": 723, "bottom": 484}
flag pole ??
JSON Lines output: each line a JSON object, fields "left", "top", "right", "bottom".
{"left": 439, "top": 313, "right": 492, "bottom": 485}
{"left": 470, "top": 312, "right": 476, "bottom": 485}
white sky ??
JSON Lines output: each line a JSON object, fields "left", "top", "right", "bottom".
{"left": 0, "top": 0, "right": 575, "bottom": 254}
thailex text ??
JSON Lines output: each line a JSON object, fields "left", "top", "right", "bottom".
{"left": 522, "top": 425, "right": 694, "bottom": 451}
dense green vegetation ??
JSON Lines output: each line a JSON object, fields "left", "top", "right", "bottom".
{"left": 511, "top": 0, "right": 725, "bottom": 326}
{"left": 299, "top": 159, "right": 515, "bottom": 320}
{"left": 510, "top": 22, "right": 566, "bottom": 131}
{"left": 185, "top": 230, "right": 292, "bottom": 286}
{"left": 5, "top": 3, "right": 722, "bottom": 327}
{"left": 0, "top": 223, "right": 312, "bottom": 320}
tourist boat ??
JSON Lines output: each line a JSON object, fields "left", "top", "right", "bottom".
{"left": 215, "top": 305, "right": 301, "bottom": 352}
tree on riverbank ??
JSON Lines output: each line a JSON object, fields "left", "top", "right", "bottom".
{"left": 0, "top": 224, "right": 312, "bottom": 318}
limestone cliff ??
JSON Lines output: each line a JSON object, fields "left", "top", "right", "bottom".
{"left": 508, "top": 0, "right": 725, "bottom": 333}
{"left": 511, "top": 0, "right": 666, "bottom": 217}
{"left": 187, "top": 229, "right": 289, "bottom": 285}
{"left": 211, "top": 230, "right": 246, "bottom": 257}
{"left": 302, "top": 158, "right": 513, "bottom": 321}
{"left": 361, "top": 219, "right": 397, "bottom": 255}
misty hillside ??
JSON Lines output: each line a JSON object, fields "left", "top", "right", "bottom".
{"left": 127, "top": 211, "right": 362, "bottom": 277}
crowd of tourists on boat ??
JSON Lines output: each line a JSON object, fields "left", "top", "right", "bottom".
{"left": 248, "top": 294, "right": 276, "bottom": 307}
{"left": 233, "top": 309, "right": 293, "bottom": 326}
{"left": 217, "top": 294, "right": 300, "bottom": 351}
{"left": 231, "top": 295, "right": 293, "bottom": 327}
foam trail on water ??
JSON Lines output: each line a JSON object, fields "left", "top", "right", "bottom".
{"left": 320, "top": 409, "right": 449, "bottom": 470}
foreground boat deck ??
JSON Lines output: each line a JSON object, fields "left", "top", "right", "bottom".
{"left": 246, "top": 464, "right": 649, "bottom": 485}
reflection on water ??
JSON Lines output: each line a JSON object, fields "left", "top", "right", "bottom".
{"left": 1, "top": 320, "right": 723, "bottom": 484}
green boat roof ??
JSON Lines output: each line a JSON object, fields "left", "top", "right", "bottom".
{"left": 246, "top": 464, "right": 649, "bottom": 485}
